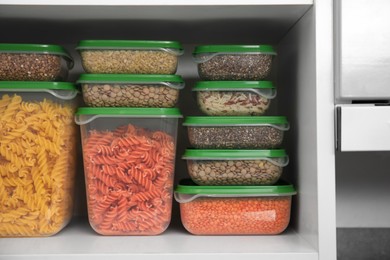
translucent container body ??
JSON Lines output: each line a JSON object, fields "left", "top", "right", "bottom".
{"left": 184, "top": 116, "right": 289, "bottom": 149}
{"left": 78, "top": 74, "right": 184, "bottom": 108}
{"left": 193, "top": 45, "right": 276, "bottom": 81}
{"left": 75, "top": 107, "right": 182, "bottom": 235}
{"left": 175, "top": 179, "right": 296, "bottom": 235}
{"left": 77, "top": 40, "right": 183, "bottom": 74}
{"left": 0, "top": 44, "right": 73, "bottom": 81}
{"left": 183, "top": 149, "right": 289, "bottom": 185}
{"left": 193, "top": 81, "right": 276, "bottom": 116}
{"left": 0, "top": 81, "right": 78, "bottom": 237}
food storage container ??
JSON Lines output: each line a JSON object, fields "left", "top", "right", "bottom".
{"left": 75, "top": 107, "right": 182, "bottom": 235}
{"left": 77, "top": 40, "right": 183, "bottom": 74}
{"left": 184, "top": 116, "right": 289, "bottom": 149}
{"left": 77, "top": 74, "right": 185, "bottom": 108}
{"left": 0, "top": 81, "right": 78, "bottom": 237}
{"left": 193, "top": 45, "right": 276, "bottom": 81}
{"left": 183, "top": 149, "right": 289, "bottom": 186}
{"left": 0, "top": 43, "right": 73, "bottom": 81}
{"left": 193, "top": 81, "right": 276, "bottom": 116}
{"left": 175, "top": 179, "right": 296, "bottom": 235}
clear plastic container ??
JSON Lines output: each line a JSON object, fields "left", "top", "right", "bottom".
{"left": 174, "top": 179, "right": 296, "bottom": 235}
{"left": 75, "top": 107, "right": 182, "bottom": 235}
{"left": 184, "top": 116, "right": 289, "bottom": 149}
{"left": 183, "top": 149, "right": 289, "bottom": 186}
{"left": 0, "top": 43, "right": 73, "bottom": 81}
{"left": 193, "top": 81, "right": 276, "bottom": 116}
{"left": 193, "top": 45, "right": 276, "bottom": 81}
{"left": 78, "top": 74, "right": 185, "bottom": 107}
{"left": 77, "top": 40, "right": 183, "bottom": 74}
{"left": 0, "top": 81, "right": 78, "bottom": 237}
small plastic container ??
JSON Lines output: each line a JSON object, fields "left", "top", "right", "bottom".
{"left": 0, "top": 43, "right": 73, "bottom": 81}
{"left": 0, "top": 81, "right": 78, "bottom": 237}
{"left": 75, "top": 107, "right": 182, "bottom": 235}
{"left": 183, "top": 149, "right": 289, "bottom": 186}
{"left": 174, "top": 179, "right": 296, "bottom": 235}
{"left": 77, "top": 74, "right": 185, "bottom": 107}
{"left": 184, "top": 116, "right": 289, "bottom": 149}
{"left": 193, "top": 81, "right": 276, "bottom": 116}
{"left": 193, "top": 45, "right": 276, "bottom": 81}
{"left": 77, "top": 40, "right": 183, "bottom": 74}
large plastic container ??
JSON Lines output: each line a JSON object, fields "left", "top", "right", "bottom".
{"left": 184, "top": 116, "right": 289, "bottom": 149}
{"left": 0, "top": 43, "right": 73, "bottom": 81}
{"left": 193, "top": 81, "right": 276, "bottom": 116}
{"left": 175, "top": 179, "right": 296, "bottom": 235}
{"left": 193, "top": 45, "right": 276, "bottom": 81}
{"left": 0, "top": 81, "right": 78, "bottom": 237}
{"left": 75, "top": 107, "right": 182, "bottom": 235}
{"left": 183, "top": 149, "right": 289, "bottom": 185}
{"left": 77, "top": 40, "right": 183, "bottom": 74}
{"left": 77, "top": 74, "right": 185, "bottom": 107}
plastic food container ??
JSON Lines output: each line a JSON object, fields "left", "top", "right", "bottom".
{"left": 77, "top": 74, "right": 185, "bottom": 108}
{"left": 183, "top": 149, "right": 289, "bottom": 186}
{"left": 193, "top": 81, "right": 276, "bottom": 116}
{"left": 0, "top": 81, "right": 78, "bottom": 237}
{"left": 0, "top": 43, "right": 73, "bottom": 81}
{"left": 75, "top": 107, "right": 182, "bottom": 235}
{"left": 77, "top": 40, "right": 183, "bottom": 74}
{"left": 193, "top": 45, "right": 276, "bottom": 81}
{"left": 175, "top": 179, "right": 296, "bottom": 235}
{"left": 184, "top": 116, "right": 289, "bottom": 149}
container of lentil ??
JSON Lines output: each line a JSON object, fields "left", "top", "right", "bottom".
{"left": 0, "top": 81, "right": 78, "bottom": 237}
{"left": 184, "top": 116, "right": 289, "bottom": 149}
{"left": 193, "top": 80, "right": 276, "bottom": 116}
{"left": 77, "top": 74, "right": 184, "bottom": 107}
{"left": 175, "top": 179, "right": 296, "bottom": 235}
{"left": 0, "top": 43, "right": 73, "bottom": 81}
{"left": 193, "top": 45, "right": 276, "bottom": 81}
{"left": 77, "top": 40, "right": 183, "bottom": 74}
{"left": 75, "top": 107, "right": 182, "bottom": 235}
{"left": 183, "top": 149, "right": 288, "bottom": 186}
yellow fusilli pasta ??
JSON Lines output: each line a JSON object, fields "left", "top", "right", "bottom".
{"left": 0, "top": 93, "right": 76, "bottom": 237}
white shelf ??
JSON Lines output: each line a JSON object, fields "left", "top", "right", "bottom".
{"left": 0, "top": 218, "right": 317, "bottom": 260}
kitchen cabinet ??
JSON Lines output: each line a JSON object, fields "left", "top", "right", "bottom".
{"left": 0, "top": 1, "right": 336, "bottom": 260}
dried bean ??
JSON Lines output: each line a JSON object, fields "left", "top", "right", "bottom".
{"left": 187, "top": 159, "right": 283, "bottom": 185}
{"left": 197, "top": 91, "right": 271, "bottom": 116}
{"left": 198, "top": 54, "right": 273, "bottom": 80}
{"left": 180, "top": 196, "right": 292, "bottom": 235}
{"left": 80, "top": 50, "right": 178, "bottom": 74}
{"left": 187, "top": 126, "right": 284, "bottom": 149}
{"left": 0, "top": 53, "right": 62, "bottom": 81}
{"left": 82, "top": 84, "right": 179, "bottom": 107}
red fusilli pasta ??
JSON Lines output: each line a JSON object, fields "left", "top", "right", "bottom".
{"left": 82, "top": 124, "right": 176, "bottom": 235}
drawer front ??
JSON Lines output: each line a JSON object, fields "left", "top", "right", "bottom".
{"left": 337, "top": 105, "right": 390, "bottom": 151}
{"left": 338, "top": 0, "right": 390, "bottom": 99}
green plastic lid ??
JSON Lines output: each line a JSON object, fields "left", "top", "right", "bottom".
{"left": 193, "top": 81, "right": 274, "bottom": 90}
{"left": 0, "top": 81, "right": 78, "bottom": 100}
{"left": 0, "top": 43, "right": 74, "bottom": 68}
{"left": 183, "top": 116, "right": 289, "bottom": 129}
{"left": 77, "top": 74, "right": 185, "bottom": 89}
{"left": 174, "top": 179, "right": 296, "bottom": 201}
{"left": 75, "top": 107, "right": 182, "bottom": 125}
{"left": 182, "top": 149, "right": 287, "bottom": 159}
{"left": 76, "top": 40, "right": 183, "bottom": 55}
{"left": 193, "top": 45, "right": 276, "bottom": 55}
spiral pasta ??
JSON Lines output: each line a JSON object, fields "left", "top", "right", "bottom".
{"left": 0, "top": 94, "right": 76, "bottom": 237}
{"left": 82, "top": 124, "right": 175, "bottom": 235}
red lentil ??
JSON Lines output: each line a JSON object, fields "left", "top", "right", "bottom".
{"left": 180, "top": 196, "right": 292, "bottom": 235}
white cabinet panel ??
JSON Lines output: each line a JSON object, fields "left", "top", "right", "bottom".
{"left": 337, "top": 105, "right": 390, "bottom": 151}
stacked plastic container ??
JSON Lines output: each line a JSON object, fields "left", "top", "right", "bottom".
{"left": 75, "top": 40, "right": 184, "bottom": 235}
{"left": 175, "top": 44, "right": 297, "bottom": 235}
{"left": 0, "top": 43, "right": 78, "bottom": 237}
